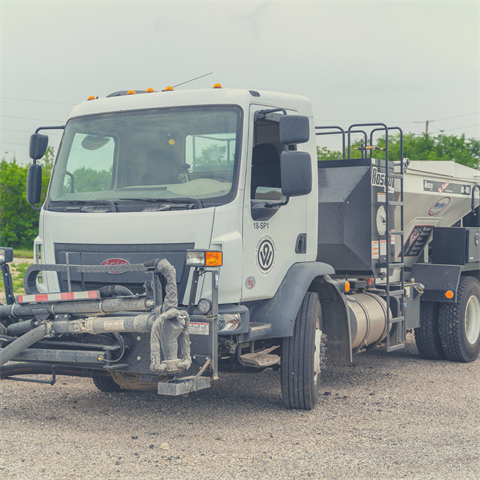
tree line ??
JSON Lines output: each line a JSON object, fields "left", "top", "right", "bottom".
{"left": 0, "top": 133, "right": 479, "bottom": 249}
{"left": 0, "top": 147, "right": 54, "bottom": 249}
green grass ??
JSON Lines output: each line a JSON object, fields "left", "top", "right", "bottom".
{"left": 1, "top": 262, "right": 32, "bottom": 297}
{"left": 13, "top": 248, "right": 34, "bottom": 259}
{"left": 11, "top": 262, "right": 31, "bottom": 294}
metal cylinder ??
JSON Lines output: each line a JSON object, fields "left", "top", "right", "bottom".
{"left": 347, "top": 293, "right": 390, "bottom": 349}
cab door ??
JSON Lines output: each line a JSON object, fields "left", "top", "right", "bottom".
{"left": 241, "top": 105, "right": 309, "bottom": 301}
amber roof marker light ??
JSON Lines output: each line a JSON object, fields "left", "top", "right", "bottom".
{"left": 213, "top": 83, "right": 222, "bottom": 89}
{"left": 146, "top": 88, "right": 155, "bottom": 93}
{"left": 127, "top": 90, "right": 136, "bottom": 95}
{"left": 87, "top": 96, "right": 96, "bottom": 101}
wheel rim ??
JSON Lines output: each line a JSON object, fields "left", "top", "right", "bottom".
{"left": 465, "top": 295, "right": 480, "bottom": 344}
{"left": 314, "top": 317, "right": 322, "bottom": 386}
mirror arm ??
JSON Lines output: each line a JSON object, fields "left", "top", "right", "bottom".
{"left": 35, "top": 125, "right": 65, "bottom": 134}
{"left": 29, "top": 203, "right": 41, "bottom": 211}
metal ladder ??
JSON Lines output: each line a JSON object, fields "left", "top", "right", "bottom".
{"left": 375, "top": 126, "right": 406, "bottom": 351}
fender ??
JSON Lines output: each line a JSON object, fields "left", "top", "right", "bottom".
{"left": 411, "top": 264, "right": 462, "bottom": 303}
{"left": 249, "top": 262, "right": 352, "bottom": 362}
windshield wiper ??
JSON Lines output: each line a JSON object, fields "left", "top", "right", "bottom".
{"left": 61, "top": 200, "right": 117, "bottom": 212}
{"left": 122, "top": 197, "right": 203, "bottom": 209}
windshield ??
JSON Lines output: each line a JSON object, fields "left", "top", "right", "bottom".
{"left": 47, "top": 106, "right": 243, "bottom": 210}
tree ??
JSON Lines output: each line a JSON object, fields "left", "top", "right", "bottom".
{"left": 0, "top": 147, "right": 55, "bottom": 249}
{"left": 317, "top": 133, "right": 480, "bottom": 170}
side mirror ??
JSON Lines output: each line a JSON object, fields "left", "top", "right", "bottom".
{"left": 280, "top": 151, "right": 312, "bottom": 197}
{"left": 29, "top": 133, "right": 49, "bottom": 160}
{"left": 0, "top": 247, "right": 14, "bottom": 264}
{"left": 26, "top": 163, "right": 43, "bottom": 207}
{"left": 279, "top": 116, "right": 310, "bottom": 145}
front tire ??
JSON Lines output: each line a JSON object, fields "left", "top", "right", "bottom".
{"left": 438, "top": 276, "right": 480, "bottom": 363}
{"left": 92, "top": 375, "right": 122, "bottom": 392}
{"left": 281, "top": 292, "right": 324, "bottom": 410}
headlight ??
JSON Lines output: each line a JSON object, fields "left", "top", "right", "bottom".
{"left": 186, "top": 250, "right": 223, "bottom": 267}
{"left": 0, "top": 247, "right": 13, "bottom": 264}
{"left": 198, "top": 298, "right": 212, "bottom": 315}
{"left": 217, "top": 313, "right": 241, "bottom": 331}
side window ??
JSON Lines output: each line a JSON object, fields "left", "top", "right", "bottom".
{"left": 250, "top": 118, "right": 283, "bottom": 200}
{"left": 62, "top": 134, "right": 115, "bottom": 194}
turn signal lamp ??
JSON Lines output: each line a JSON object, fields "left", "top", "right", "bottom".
{"left": 127, "top": 90, "right": 136, "bottom": 95}
{"left": 164, "top": 86, "right": 174, "bottom": 91}
{"left": 186, "top": 250, "right": 223, "bottom": 267}
{"left": 87, "top": 96, "right": 96, "bottom": 101}
{"left": 213, "top": 83, "right": 222, "bottom": 89}
{"left": 345, "top": 281, "right": 351, "bottom": 293}
{"left": 445, "top": 290, "right": 454, "bottom": 299}
{"left": 146, "top": 88, "right": 155, "bottom": 93}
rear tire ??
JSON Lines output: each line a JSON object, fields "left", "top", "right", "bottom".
{"left": 438, "top": 276, "right": 480, "bottom": 363}
{"left": 92, "top": 375, "right": 122, "bottom": 392}
{"left": 281, "top": 292, "right": 324, "bottom": 410}
{"left": 414, "top": 301, "right": 445, "bottom": 360}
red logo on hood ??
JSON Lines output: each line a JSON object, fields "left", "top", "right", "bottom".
{"left": 101, "top": 258, "right": 130, "bottom": 274}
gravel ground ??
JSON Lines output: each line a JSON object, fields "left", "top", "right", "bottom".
{"left": 0, "top": 332, "right": 478, "bottom": 480}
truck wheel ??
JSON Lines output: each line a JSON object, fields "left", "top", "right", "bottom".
{"left": 281, "top": 292, "right": 324, "bottom": 410}
{"left": 92, "top": 375, "right": 122, "bottom": 392}
{"left": 414, "top": 302, "right": 445, "bottom": 360}
{"left": 438, "top": 276, "right": 480, "bottom": 363}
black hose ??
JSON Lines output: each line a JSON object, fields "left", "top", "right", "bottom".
{"left": 7, "top": 319, "right": 35, "bottom": 336}
{"left": 0, "top": 325, "right": 46, "bottom": 367}
{"left": 98, "top": 285, "right": 134, "bottom": 298}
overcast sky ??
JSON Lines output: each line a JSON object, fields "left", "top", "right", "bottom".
{"left": 1, "top": 0, "right": 479, "bottom": 163}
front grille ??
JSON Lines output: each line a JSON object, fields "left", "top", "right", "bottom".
{"left": 54, "top": 242, "right": 194, "bottom": 299}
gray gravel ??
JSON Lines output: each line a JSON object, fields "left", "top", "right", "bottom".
{"left": 1, "top": 332, "right": 479, "bottom": 480}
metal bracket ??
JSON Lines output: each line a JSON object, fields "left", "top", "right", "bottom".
{"left": 4, "top": 365, "right": 56, "bottom": 385}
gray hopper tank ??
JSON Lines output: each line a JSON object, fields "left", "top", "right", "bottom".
{"left": 316, "top": 158, "right": 480, "bottom": 279}
{"left": 316, "top": 158, "right": 396, "bottom": 277}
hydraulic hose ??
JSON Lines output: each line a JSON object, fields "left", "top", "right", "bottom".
{"left": 0, "top": 324, "right": 46, "bottom": 367}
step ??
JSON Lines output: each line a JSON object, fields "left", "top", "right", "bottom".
{"left": 376, "top": 262, "right": 404, "bottom": 269}
{"left": 240, "top": 352, "right": 281, "bottom": 368}
{"left": 387, "top": 343, "right": 405, "bottom": 352}
{"left": 388, "top": 201, "right": 403, "bottom": 206}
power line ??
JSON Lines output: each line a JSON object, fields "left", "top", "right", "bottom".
{"left": 1, "top": 115, "right": 65, "bottom": 122}
{"left": 0, "top": 141, "right": 29, "bottom": 146}
{"left": 1, "top": 128, "right": 63, "bottom": 134}
{"left": 439, "top": 123, "right": 480, "bottom": 132}
{"left": 1, "top": 96, "right": 76, "bottom": 106}
{"left": 430, "top": 112, "right": 480, "bottom": 123}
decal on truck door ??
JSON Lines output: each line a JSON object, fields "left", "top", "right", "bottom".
{"left": 255, "top": 234, "right": 277, "bottom": 275}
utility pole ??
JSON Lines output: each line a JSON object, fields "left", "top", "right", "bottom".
{"left": 426, "top": 120, "right": 429, "bottom": 134}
